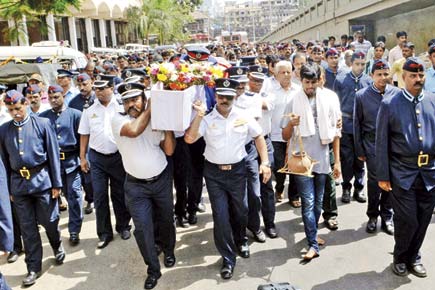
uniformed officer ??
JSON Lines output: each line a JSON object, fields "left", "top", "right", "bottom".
{"left": 111, "top": 82, "right": 176, "bottom": 290}
{"left": 0, "top": 90, "right": 65, "bottom": 286}
{"left": 121, "top": 69, "right": 151, "bottom": 89}
{"left": 185, "top": 78, "right": 271, "bottom": 279}
{"left": 333, "top": 51, "right": 372, "bottom": 203}
{"left": 78, "top": 75, "right": 132, "bottom": 249}
{"left": 69, "top": 73, "right": 95, "bottom": 215}
{"left": 376, "top": 57, "right": 435, "bottom": 278}
{"left": 40, "top": 85, "right": 84, "bottom": 245}
{"left": 0, "top": 157, "right": 13, "bottom": 290}
{"left": 324, "top": 48, "right": 345, "bottom": 90}
{"left": 56, "top": 69, "right": 79, "bottom": 106}
{"left": 24, "top": 84, "right": 50, "bottom": 115}
{"left": 354, "top": 59, "right": 400, "bottom": 235}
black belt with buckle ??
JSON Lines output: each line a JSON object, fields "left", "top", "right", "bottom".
{"left": 126, "top": 172, "right": 163, "bottom": 184}
{"left": 60, "top": 151, "right": 79, "bottom": 160}
{"left": 15, "top": 163, "right": 47, "bottom": 180}
{"left": 394, "top": 153, "right": 434, "bottom": 167}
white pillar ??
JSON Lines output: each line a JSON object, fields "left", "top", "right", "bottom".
{"left": 46, "top": 13, "right": 57, "bottom": 41}
{"left": 110, "top": 20, "right": 117, "bottom": 47}
{"left": 19, "top": 16, "right": 30, "bottom": 46}
{"left": 98, "top": 19, "right": 107, "bottom": 47}
{"left": 68, "top": 17, "right": 78, "bottom": 50}
{"left": 85, "top": 18, "right": 94, "bottom": 51}
{"left": 7, "top": 20, "right": 18, "bottom": 46}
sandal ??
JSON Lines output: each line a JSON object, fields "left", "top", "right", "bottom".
{"left": 290, "top": 199, "right": 302, "bottom": 208}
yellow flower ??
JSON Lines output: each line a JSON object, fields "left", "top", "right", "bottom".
{"left": 157, "top": 74, "right": 168, "bottom": 82}
{"left": 181, "top": 64, "right": 190, "bottom": 73}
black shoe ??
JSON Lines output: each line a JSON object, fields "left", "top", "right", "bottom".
{"left": 341, "top": 189, "right": 351, "bottom": 203}
{"left": 120, "top": 230, "right": 131, "bottom": 240}
{"left": 176, "top": 215, "right": 188, "bottom": 228}
{"left": 366, "top": 217, "right": 377, "bottom": 233}
{"left": 84, "top": 202, "right": 94, "bottom": 215}
{"left": 144, "top": 273, "right": 161, "bottom": 289}
{"left": 265, "top": 227, "right": 278, "bottom": 239}
{"left": 238, "top": 243, "right": 250, "bottom": 258}
{"left": 7, "top": 250, "right": 20, "bottom": 263}
{"left": 391, "top": 263, "right": 408, "bottom": 276}
{"left": 187, "top": 213, "right": 198, "bottom": 225}
{"left": 220, "top": 263, "right": 234, "bottom": 280}
{"left": 54, "top": 245, "right": 66, "bottom": 265}
{"left": 97, "top": 237, "right": 113, "bottom": 249}
{"left": 251, "top": 229, "right": 266, "bottom": 243}
{"left": 69, "top": 233, "right": 80, "bottom": 246}
{"left": 164, "top": 254, "right": 176, "bottom": 268}
{"left": 408, "top": 263, "right": 427, "bottom": 278}
{"left": 22, "top": 271, "right": 40, "bottom": 287}
{"left": 381, "top": 221, "right": 394, "bottom": 235}
{"left": 324, "top": 217, "right": 339, "bottom": 231}
{"left": 353, "top": 188, "right": 366, "bottom": 203}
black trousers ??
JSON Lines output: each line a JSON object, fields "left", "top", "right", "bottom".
{"left": 390, "top": 174, "right": 435, "bottom": 264}
{"left": 259, "top": 136, "right": 276, "bottom": 229}
{"left": 13, "top": 190, "right": 61, "bottom": 273}
{"left": 272, "top": 141, "right": 298, "bottom": 200}
{"left": 322, "top": 148, "right": 338, "bottom": 220}
{"left": 11, "top": 201, "right": 23, "bottom": 252}
{"left": 124, "top": 166, "right": 176, "bottom": 277}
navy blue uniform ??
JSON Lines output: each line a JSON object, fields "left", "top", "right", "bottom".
{"left": 40, "top": 108, "right": 83, "bottom": 235}
{"left": 376, "top": 90, "right": 435, "bottom": 265}
{"left": 354, "top": 84, "right": 400, "bottom": 221}
{"left": 333, "top": 71, "right": 371, "bottom": 193}
{"left": 0, "top": 158, "right": 12, "bottom": 290}
{"left": 325, "top": 67, "right": 344, "bottom": 90}
{"left": 0, "top": 115, "right": 62, "bottom": 274}
{"left": 68, "top": 92, "right": 95, "bottom": 204}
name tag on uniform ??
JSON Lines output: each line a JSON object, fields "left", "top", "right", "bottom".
{"left": 233, "top": 118, "right": 248, "bottom": 127}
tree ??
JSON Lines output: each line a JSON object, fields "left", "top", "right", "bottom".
{"left": 0, "top": 0, "right": 80, "bottom": 44}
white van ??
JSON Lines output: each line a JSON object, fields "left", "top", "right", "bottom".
{"left": 124, "top": 43, "right": 150, "bottom": 52}
{"left": 0, "top": 45, "right": 88, "bottom": 69}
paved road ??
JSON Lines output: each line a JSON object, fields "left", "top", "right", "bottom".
{"left": 2, "top": 185, "right": 435, "bottom": 290}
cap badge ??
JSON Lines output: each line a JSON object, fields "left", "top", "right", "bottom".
{"left": 223, "top": 80, "right": 230, "bottom": 87}
{"left": 237, "top": 68, "right": 243, "bottom": 75}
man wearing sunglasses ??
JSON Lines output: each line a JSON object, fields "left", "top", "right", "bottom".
{"left": 78, "top": 75, "right": 132, "bottom": 249}
{"left": 185, "top": 78, "right": 271, "bottom": 280}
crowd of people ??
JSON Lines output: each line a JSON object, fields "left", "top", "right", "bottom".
{"left": 1, "top": 29, "right": 435, "bottom": 290}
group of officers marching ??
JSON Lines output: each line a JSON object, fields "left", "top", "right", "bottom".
{"left": 1, "top": 38, "right": 435, "bottom": 290}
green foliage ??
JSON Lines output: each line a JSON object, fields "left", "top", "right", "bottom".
{"left": 126, "top": 0, "right": 196, "bottom": 45}
{"left": 0, "top": 0, "right": 80, "bottom": 43}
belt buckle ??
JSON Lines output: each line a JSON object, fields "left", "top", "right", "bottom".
{"left": 220, "top": 165, "right": 232, "bottom": 171}
{"left": 418, "top": 154, "right": 429, "bottom": 167}
{"left": 60, "top": 152, "right": 65, "bottom": 160}
{"left": 19, "top": 167, "right": 30, "bottom": 180}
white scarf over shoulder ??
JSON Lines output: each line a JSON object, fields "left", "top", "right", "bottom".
{"left": 292, "top": 87, "right": 341, "bottom": 144}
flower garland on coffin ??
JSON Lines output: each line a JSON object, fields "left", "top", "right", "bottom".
{"left": 147, "top": 62, "right": 224, "bottom": 131}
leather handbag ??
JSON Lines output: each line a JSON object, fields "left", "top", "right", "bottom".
{"left": 278, "top": 126, "right": 318, "bottom": 177}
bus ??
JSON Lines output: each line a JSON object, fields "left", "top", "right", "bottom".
{"left": 220, "top": 31, "right": 248, "bottom": 46}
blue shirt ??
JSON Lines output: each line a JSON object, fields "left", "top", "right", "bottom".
{"left": 424, "top": 66, "right": 435, "bottom": 93}
{"left": 324, "top": 67, "right": 344, "bottom": 90}
{"left": 333, "top": 71, "right": 372, "bottom": 134}
{"left": 68, "top": 92, "right": 96, "bottom": 112}
{"left": 0, "top": 115, "right": 62, "bottom": 195}
{"left": 354, "top": 84, "right": 400, "bottom": 158}
{"left": 376, "top": 90, "right": 435, "bottom": 191}
{"left": 40, "top": 108, "right": 82, "bottom": 174}
{"left": 0, "top": 158, "right": 13, "bottom": 252}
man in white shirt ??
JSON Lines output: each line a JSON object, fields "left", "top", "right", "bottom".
{"left": 111, "top": 82, "right": 176, "bottom": 290}
{"left": 351, "top": 31, "right": 372, "bottom": 55}
{"left": 185, "top": 78, "right": 271, "bottom": 280}
{"left": 266, "top": 61, "right": 301, "bottom": 206}
{"left": 78, "top": 75, "right": 131, "bottom": 249}
{"left": 388, "top": 31, "right": 408, "bottom": 85}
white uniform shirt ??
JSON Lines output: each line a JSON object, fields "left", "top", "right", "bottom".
{"left": 112, "top": 114, "right": 167, "bottom": 179}
{"left": 198, "top": 107, "right": 262, "bottom": 164}
{"left": 78, "top": 96, "right": 121, "bottom": 154}
{"left": 268, "top": 82, "right": 300, "bottom": 142}
{"left": 389, "top": 45, "right": 403, "bottom": 82}
{"left": 258, "top": 91, "right": 276, "bottom": 136}
{"left": 235, "top": 91, "right": 263, "bottom": 119}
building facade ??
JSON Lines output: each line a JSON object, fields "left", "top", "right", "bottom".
{"left": 0, "top": 0, "right": 142, "bottom": 52}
